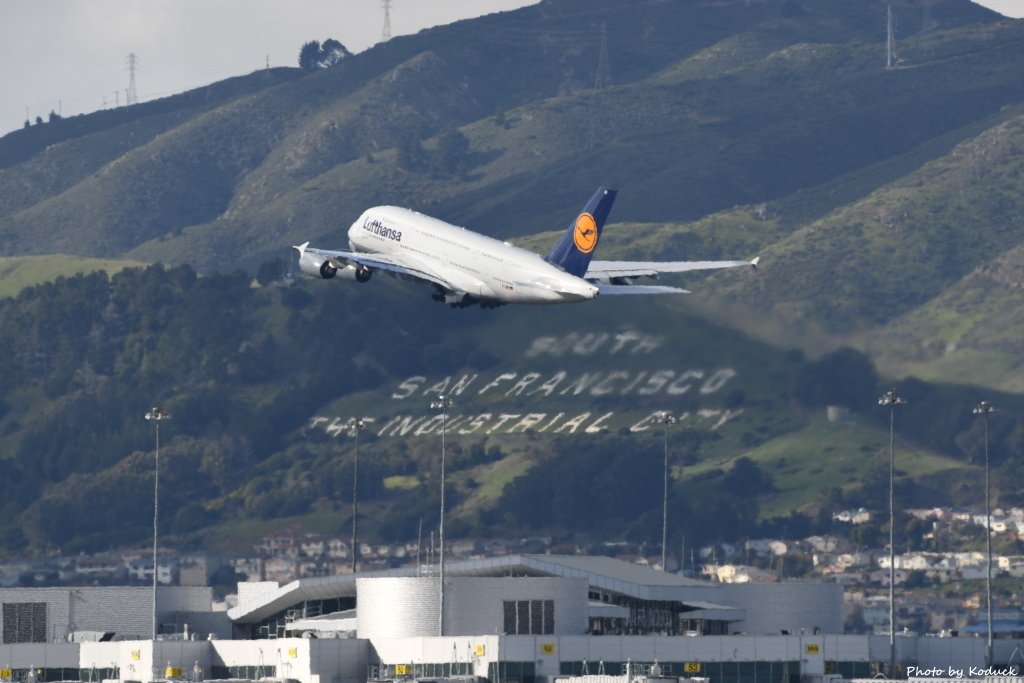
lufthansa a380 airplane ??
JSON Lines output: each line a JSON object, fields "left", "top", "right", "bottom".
{"left": 293, "top": 187, "right": 758, "bottom": 308}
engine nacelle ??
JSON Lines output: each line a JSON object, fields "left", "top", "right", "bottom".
{"left": 298, "top": 252, "right": 371, "bottom": 282}
{"left": 298, "top": 252, "right": 334, "bottom": 279}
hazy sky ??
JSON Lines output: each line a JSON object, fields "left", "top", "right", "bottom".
{"left": 0, "top": 0, "right": 1020, "bottom": 137}
{"left": 0, "top": 0, "right": 540, "bottom": 135}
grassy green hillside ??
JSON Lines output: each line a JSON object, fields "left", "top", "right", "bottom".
{"left": 708, "top": 110, "right": 1024, "bottom": 334}
{"left": 864, "top": 244, "right": 1024, "bottom": 391}
{"left": 4, "top": 0, "right": 1024, "bottom": 555}
{"left": 686, "top": 416, "right": 966, "bottom": 519}
{"left": 0, "top": 255, "right": 144, "bottom": 298}
{"left": 0, "top": 262, "right": 1017, "bottom": 557}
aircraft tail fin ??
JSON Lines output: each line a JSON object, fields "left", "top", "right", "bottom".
{"left": 544, "top": 186, "right": 617, "bottom": 277}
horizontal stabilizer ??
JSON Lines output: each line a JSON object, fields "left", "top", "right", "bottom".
{"left": 597, "top": 283, "right": 691, "bottom": 295}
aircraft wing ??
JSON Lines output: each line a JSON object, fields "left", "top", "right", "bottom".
{"left": 302, "top": 245, "right": 453, "bottom": 291}
{"left": 596, "top": 283, "right": 690, "bottom": 295}
{"left": 586, "top": 256, "right": 759, "bottom": 280}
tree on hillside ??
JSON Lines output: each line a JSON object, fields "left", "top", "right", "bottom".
{"left": 256, "top": 258, "right": 286, "bottom": 286}
{"left": 319, "top": 39, "right": 351, "bottom": 67}
{"left": 723, "top": 456, "right": 774, "bottom": 494}
{"left": 433, "top": 129, "right": 471, "bottom": 179}
{"left": 396, "top": 134, "right": 428, "bottom": 171}
{"left": 793, "top": 346, "right": 878, "bottom": 411}
{"left": 298, "top": 38, "right": 351, "bottom": 70}
{"left": 299, "top": 41, "right": 322, "bottom": 70}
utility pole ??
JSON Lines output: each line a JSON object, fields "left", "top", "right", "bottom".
{"left": 595, "top": 22, "right": 612, "bottom": 89}
{"left": 974, "top": 401, "right": 996, "bottom": 668}
{"left": 886, "top": 5, "right": 897, "bottom": 69}
{"left": 127, "top": 53, "right": 139, "bottom": 105}
{"left": 381, "top": 0, "right": 393, "bottom": 42}
{"left": 878, "top": 388, "right": 907, "bottom": 678}
{"left": 347, "top": 417, "right": 370, "bottom": 574}
{"left": 145, "top": 406, "right": 171, "bottom": 644}
{"left": 430, "top": 394, "right": 453, "bottom": 636}
{"left": 653, "top": 412, "right": 676, "bottom": 572}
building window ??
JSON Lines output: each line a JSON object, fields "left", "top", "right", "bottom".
{"left": 502, "top": 600, "right": 553, "bottom": 634}
{"left": 2, "top": 603, "right": 46, "bottom": 644}
{"left": 543, "top": 600, "right": 554, "bottom": 634}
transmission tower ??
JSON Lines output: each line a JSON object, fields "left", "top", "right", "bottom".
{"left": 381, "top": 0, "right": 393, "bottom": 42}
{"left": 595, "top": 23, "right": 612, "bottom": 89}
{"left": 588, "top": 23, "right": 612, "bottom": 150}
{"left": 886, "top": 5, "right": 897, "bottom": 69}
{"left": 126, "top": 53, "right": 139, "bottom": 105}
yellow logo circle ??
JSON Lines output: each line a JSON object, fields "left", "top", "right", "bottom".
{"left": 573, "top": 213, "right": 598, "bottom": 254}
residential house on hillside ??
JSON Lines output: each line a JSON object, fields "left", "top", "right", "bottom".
{"left": 75, "top": 555, "right": 127, "bottom": 582}
{"left": 327, "top": 539, "right": 350, "bottom": 559}
{"left": 998, "top": 555, "right": 1024, "bottom": 577}
{"left": 300, "top": 535, "right": 325, "bottom": 558}
{"left": 869, "top": 568, "right": 909, "bottom": 586}
{"left": 806, "top": 536, "right": 841, "bottom": 552}
{"left": 705, "top": 564, "right": 777, "bottom": 584}
{"left": 833, "top": 508, "right": 872, "bottom": 524}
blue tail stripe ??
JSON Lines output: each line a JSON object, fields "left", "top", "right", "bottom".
{"left": 545, "top": 186, "right": 617, "bottom": 277}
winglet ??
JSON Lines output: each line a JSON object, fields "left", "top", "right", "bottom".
{"left": 293, "top": 241, "right": 310, "bottom": 256}
{"left": 750, "top": 256, "right": 760, "bottom": 269}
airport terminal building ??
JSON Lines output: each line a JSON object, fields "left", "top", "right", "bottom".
{"left": 0, "top": 555, "right": 1016, "bottom": 683}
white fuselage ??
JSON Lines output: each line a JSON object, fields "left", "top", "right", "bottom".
{"left": 347, "top": 206, "right": 599, "bottom": 304}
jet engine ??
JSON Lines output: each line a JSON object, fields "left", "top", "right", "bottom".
{"left": 297, "top": 251, "right": 371, "bottom": 282}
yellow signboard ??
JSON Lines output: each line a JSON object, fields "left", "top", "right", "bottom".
{"left": 540, "top": 643, "right": 556, "bottom": 655}
{"left": 0, "top": 669, "right": 12, "bottom": 679}
{"left": 395, "top": 665, "right": 410, "bottom": 676}
{"left": 288, "top": 648, "right": 298, "bottom": 658}
{"left": 474, "top": 645, "right": 486, "bottom": 656}
{"left": 165, "top": 667, "right": 183, "bottom": 678}
{"left": 684, "top": 663, "right": 701, "bottom": 673}
{"left": 130, "top": 650, "right": 141, "bottom": 661}
{"left": 805, "top": 644, "right": 821, "bottom": 655}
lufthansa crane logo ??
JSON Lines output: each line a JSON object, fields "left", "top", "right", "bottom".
{"left": 573, "top": 212, "right": 598, "bottom": 254}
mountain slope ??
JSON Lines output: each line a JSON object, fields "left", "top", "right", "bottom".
{"left": 0, "top": 263, "right": 1011, "bottom": 556}
{"left": 865, "top": 243, "right": 1024, "bottom": 392}
{"left": 0, "top": 0, "right": 1009, "bottom": 266}
{"left": 4, "top": 0, "right": 1024, "bottom": 555}
{"left": 710, "top": 109, "right": 1024, "bottom": 331}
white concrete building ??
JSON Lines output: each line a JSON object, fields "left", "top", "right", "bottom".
{"left": 1, "top": 555, "right": 1022, "bottom": 683}
{"left": 0, "top": 586, "right": 226, "bottom": 643}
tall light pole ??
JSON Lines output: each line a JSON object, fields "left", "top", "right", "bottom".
{"left": 144, "top": 406, "right": 170, "bottom": 642}
{"left": 653, "top": 411, "right": 677, "bottom": 572}
{"left": 974, "top": 400, "right": 996, "bottom": 668}
{"left": 347, "top": 417, "right": 370, "bottom": 574}
{"left": 430, "top": 394, "right": 453, "bottom": 636}
{"left": 878, "top": 388, "right": 906, "bottom": 678}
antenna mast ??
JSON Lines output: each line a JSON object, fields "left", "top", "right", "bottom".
{"left": 381, "top": 0, "right": 393, "bottom": 42}
{"left": 126, "top": 53, "right": 139, "bottom": 105}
